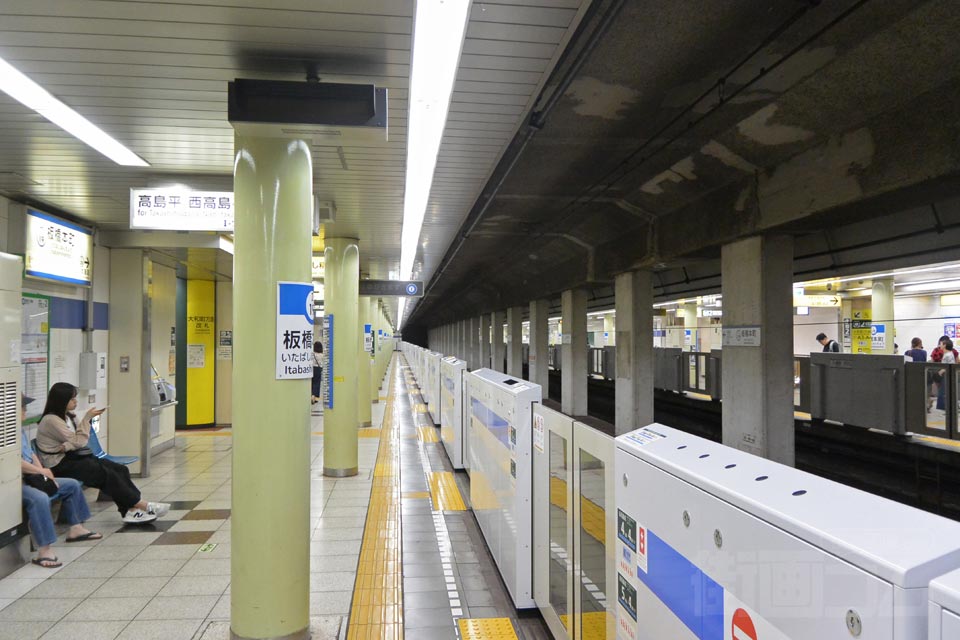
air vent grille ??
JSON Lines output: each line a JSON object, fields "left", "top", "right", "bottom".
{"left": 0, "top": 381, "right": 16, "bottom": 450}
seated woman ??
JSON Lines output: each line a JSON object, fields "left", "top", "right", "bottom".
{"left": 36, "top": 382, "right": 170, "bottom": 525}
{"left": 21, "top": 394, "right": 101, "bottom": 568}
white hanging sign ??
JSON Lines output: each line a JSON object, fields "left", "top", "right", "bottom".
{"left": 130, "top": 188, "right": 234, "bottom": 231}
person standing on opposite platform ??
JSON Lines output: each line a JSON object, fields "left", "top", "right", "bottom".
{"left": 816, "top": 333, "right": 840, "bottom": 352}
{"left": 905, "top": 337, "right": 927, "bottom": 362}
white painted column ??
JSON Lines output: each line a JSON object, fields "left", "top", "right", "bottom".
{"left": 561, "top": 289, "right": 587, "bottom": 416}
{"left": 506, "top": 306, "right": 523, "bottom": 377}
{"left": 479, "top": 314, "right": 490, "bottom": 370}
{"left": 491, "top": 311, "right": 505, "bottom": 373}
{"left": 528, "top": 299, "right": 550, "bottom": 399}
{"left": 615, "top": 271, "right": 654, "bottom": 435}
{"left": 683, "top": 302, "right": 698, "bottom": 351}
{"left": 871, "top": 278, "right": 895, "bottom": 354}
{"left": 721, "top": 235, "right": 794, "bottom": 466}
{"left": 465, "top": 316, "right": 475, "bottom": 369}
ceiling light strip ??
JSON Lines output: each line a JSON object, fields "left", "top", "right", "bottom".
{"left": 397, "top": 0, "right": 472, "bottom": 326}
{"left": 0, "top": 56, "right": 147, "bottom": 167}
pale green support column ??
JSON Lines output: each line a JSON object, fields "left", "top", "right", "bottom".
{"left": 324, "top": 238, "right": 360, "bottom": 476}
{"left": 358, "top": 295, "right": 372, "bottom": 427}
{"left": 232, "top": 135, "right": 312, "bottom": 640}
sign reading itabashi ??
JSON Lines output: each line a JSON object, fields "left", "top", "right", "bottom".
{"left": 130, "top": 188, "right": 234, "bottom": 231}
{"left": 25, "top": 209, "right": 93, "bottom": 286}
{"left": 276, "top": 282, "right": 314, "bottom": 380}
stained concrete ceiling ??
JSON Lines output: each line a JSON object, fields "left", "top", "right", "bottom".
{"left": 405, "top": 0, "right": 960, "bottom": 334}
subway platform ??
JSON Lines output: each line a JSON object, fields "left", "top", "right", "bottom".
{"left": 0, "top": 355, "right": 547, "bottom": 640}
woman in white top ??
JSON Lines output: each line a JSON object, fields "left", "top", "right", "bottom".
{"left": 311, "top": 340, "right": 323, "bottom": 405}
{"left": 36, "top": 382, "right": 170, "bottom": 524}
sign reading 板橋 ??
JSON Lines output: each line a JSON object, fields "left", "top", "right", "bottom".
{"left": 276, "top": 282, "right": 314, "bottom": 380}
{"left": 130, "top": 188, "right": 234, "bottom": 231}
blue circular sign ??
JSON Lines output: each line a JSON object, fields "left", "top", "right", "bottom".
{"left": 406, "top": 283, "right": 418, "bottom": 295}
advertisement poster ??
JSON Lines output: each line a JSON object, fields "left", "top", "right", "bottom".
{"left": 21, "top": 295, "right": 49, "bottom": 421}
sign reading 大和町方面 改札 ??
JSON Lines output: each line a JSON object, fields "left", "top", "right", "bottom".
{"left": 276, "top": 281, "right": 315, "bottom": 380}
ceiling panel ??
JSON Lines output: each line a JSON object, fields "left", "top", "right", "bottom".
{"left": 0, "top": 0, "right": 593, "bottom": 295}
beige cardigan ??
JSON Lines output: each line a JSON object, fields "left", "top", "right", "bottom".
{"left": 36, "top": 413, "right": 92, "bottom": 468}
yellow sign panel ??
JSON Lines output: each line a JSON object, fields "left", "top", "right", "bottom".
{"left": 794, "top": 294, "right": 841, "bottom": 307}
{"left": 851, "top": 309, "right": 871, "bottom": 354}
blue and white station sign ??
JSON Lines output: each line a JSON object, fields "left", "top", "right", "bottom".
{"left": 276, "top": 281, "right": 314, "bottom": 380}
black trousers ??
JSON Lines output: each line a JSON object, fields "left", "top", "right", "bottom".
{"left": 312, "top": 366, "right": 323, "bottom": 398}
{"left": 52, "top": 456, "right": 141, "bottom": 515}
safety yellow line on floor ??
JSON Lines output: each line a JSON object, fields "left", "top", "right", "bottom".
{"left": 550, "top": 477, "right": 605, "bottom": 545}
{"left": 348, "top": 358, "right": 403, "bottom": 640}
{"left": 427, "top": 471, "right": 466, "bottom": 511}
{"left": 458, "top": 617, "right": 518, "bottom": 640}
{"left": 177, "top": 430, "right": 233, "bottom": 437}
{"left": 559, "top": 612, "right": 610, "bottom": 637}
{"left": 358, "top": 428, "right": 381, "bottom": 438}
{"left": 416, "top": 426, "right": 439, "bottom": 443}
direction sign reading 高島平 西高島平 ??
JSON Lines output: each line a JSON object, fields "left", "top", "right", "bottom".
{"left": 276, "top": 281, "right": 314, "bottom": 380}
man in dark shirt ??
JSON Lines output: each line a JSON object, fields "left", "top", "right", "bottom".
{"left": 816, "top": 333, "right": 840, "bottom": 352}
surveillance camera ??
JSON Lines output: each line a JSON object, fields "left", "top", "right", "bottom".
{"left": 826, "top": 283, "right": 832, "bottom": 291}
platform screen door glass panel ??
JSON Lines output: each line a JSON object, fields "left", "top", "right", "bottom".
{"left": 579, "top": 449, "right": 607, "bottom": 639}
{"left": 549, "top": 431, "right": 569, "bottom": 630}
{"left": 928, "top": 367, "right": 948, "bottom": 431}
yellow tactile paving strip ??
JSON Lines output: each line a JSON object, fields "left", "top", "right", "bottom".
{"left": 358, "top": 428, "right": 381, "bottom": 438}
{"left": 348, "top": 365, "right": 403, "bottom": 640}
{"left": 550, "top": 477, "right": 605, "bottom": 545}
{"left": 560, "top": 612, "right": 611, "bottom": 639}
{"left": 458, "top": 617, "right": 519, "bottom": 639}
{"left": 427, "top": 471, "right": 467, "bottom": 511}
{"left": 177, "top": 430, "right": 233, "bottom": 437}
{"left": 417, "top": 425, "right": 439, "bottom": 443}
{"left": 402, "top": 491, "right": 430, "bottom": 500}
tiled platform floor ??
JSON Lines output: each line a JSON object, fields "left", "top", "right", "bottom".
{"left": 0, "top": 355, "right": 549, "bottom": 640}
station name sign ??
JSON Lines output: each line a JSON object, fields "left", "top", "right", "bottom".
{"left": 25, "top": 209, "right": 93, "bottom": 286}
{"left": 130, "top": 188, "right": 234, "bottom": 232}
{"left": 359, "top": 280, "right": 423, "bottom": 297}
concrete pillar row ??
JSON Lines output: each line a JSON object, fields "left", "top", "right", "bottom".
{"left": 528, "top": 299, "right": 550, "bottom": 399}
{"left": 479, "top": 314, "right": 491, "bottom": 370}
{"left": 232, "top": 134, "right": 313, "bottom": 640}
{"left": 469, "top": 316, "right": 479, "bottom": 370}
{"left": 721, "top": 235, "right": 794, "bottom": 466}
{"left": 491, "top": 311, "right": 506, "bottom": 373}
{"left": 561, "top": 289, "right": 588, "bottom": 416}
{"left": 615, "top": 271, "right": 654, "bottom": 436}
{"left": 506, "top": 306, "right": 523, "bottom": 377}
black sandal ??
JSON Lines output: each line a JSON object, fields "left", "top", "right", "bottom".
{"left": 31, "top": 557, "right": 61, "bottom": 568}
{"left": 66, "top": 532, "right": 102, "bottom": 543}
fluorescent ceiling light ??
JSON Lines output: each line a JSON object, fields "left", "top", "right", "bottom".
{"left": 397, "top": 0, "right": 471, "bottom": 327}
{"left": 900, "top": 279, "right": 960, "bottom": 293}
{"left": 0, "top": 56, "right": 148, "bottom": 167}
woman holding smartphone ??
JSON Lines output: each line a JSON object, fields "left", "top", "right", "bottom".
{"left": 35, "top": 382, "right": 170, "bottom": 524}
